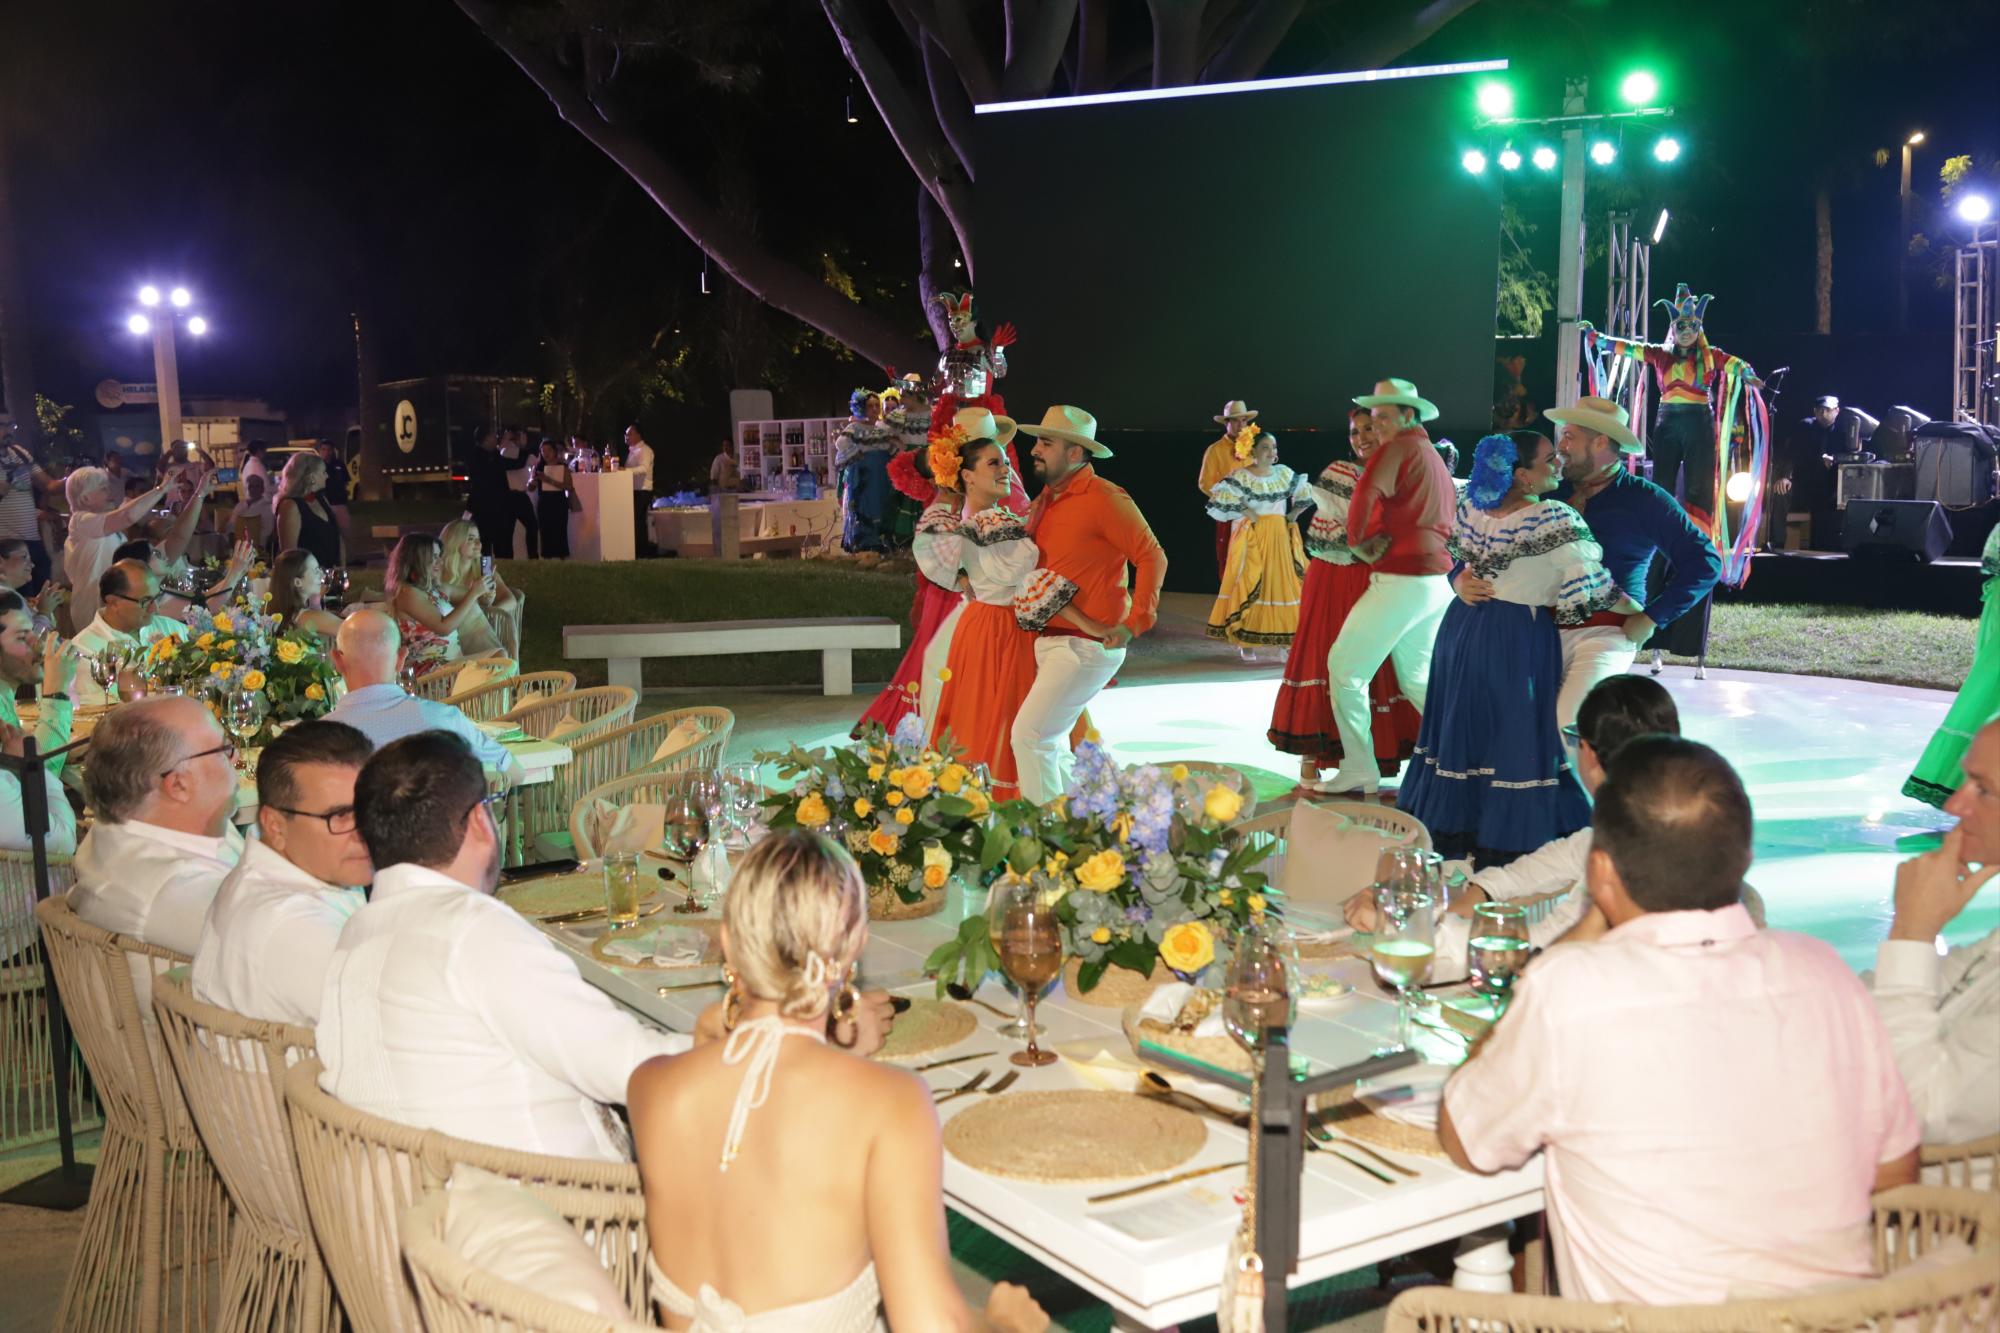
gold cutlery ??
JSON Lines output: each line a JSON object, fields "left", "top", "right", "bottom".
{"left": 914, "top": 1050, "right": 995, "bottom": 1072}
{"left": 1086, "top": 1160, "right": 1245, "bottom": 1205}
{"left": 944, "top": 982, "right": 1018, "bottom": 1020}
{"left": 982, "top": 1070, "right": 1021, "bottom": 1095}
{"left": 1316, "top": 1145, "right": 1395, "bottom": 1185}
{"left": 1307, "top": 1119, "right": 1417, "bottom": 1178}
{"left": 1138, "top": 1072, "right": 1250, "bottom": 1127}
{"left": 654, "top": 977, "right": 725, "bottom": 995}
{"left": 934, "top": 1070, "right": 992, "bottom": 1103}
{"left": 543, "top": 899, "right": 667, "bottom": 926}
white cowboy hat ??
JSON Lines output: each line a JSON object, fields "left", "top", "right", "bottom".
{"left": 951, "top": 405, "right": 1016, "bottom": 446}
{"left": 1016, "top": 405, "right": 1113, "bottom": 458}
{"left": 1213, "top": 399, "right": 1259, "bottom": 423}
{"left": 1545, "top": 395, "right": 1643, "bottom": 453}
{"left": 1352, "top": 377, "right": 1440, "bottom": 423}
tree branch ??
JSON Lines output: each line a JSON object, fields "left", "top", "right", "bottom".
{"left": 906, "top": 0, "right": 1000, "bottom": 103}
{"left": 1323, "top": 0, "right": 1484, "bottom": 72}
{"left": 1075, "top": 0, "right": 1110, "bottom": 92}
{"left": 1202, "top": 0, "right": 1301, "bottom": 83}
{"left": 999, "top": 0, "right": 1079, "bottom": 99}
{"left": 924, "top": 34, "right": 979, "bottom": 182}
{"left": 1146, "top": 0, "right": 1207, "bottom": 88}
{"left": 917, "top": 185, "right": 957, "bottom": 351}
{"left": 453, "top": 0, "right": 927, "bottom": 371}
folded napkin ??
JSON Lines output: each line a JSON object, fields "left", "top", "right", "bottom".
{"left": 587, "top": 799, "right": 665, "bottom": 857}
{"left": 1355, "top": 1062, "right": 1453, "bottom": 1131}
{"left": 454, "top": 657, "right": 513, "bottom": 697}
{"left": 600, "top": 924, "right": 710, "bottom": 967}
{"left": 650, "top": 716, "right": 709, "bottom": 763}
{"left": 688, "top": 842, "right": 733, "bottom": 895}
{"left": 1137, "top": 982, "right": 1226, "bottom": 1038}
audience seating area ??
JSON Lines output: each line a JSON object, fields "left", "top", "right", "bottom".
{"left": 3, "top": 851, "right": 97, "bottom": 1153}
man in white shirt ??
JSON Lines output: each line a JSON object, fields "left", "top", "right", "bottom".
{"left": 0, "top": 588, "right": 80, "bottom": 852}
{"left": 62, "top": 464, "right": 173, "bottom": 631}
{"left": 499, "top": 426, "right": 539, "bottom": 560}
{"left": 70, "top": 559, "right": 192, "bottom": 708}
{"left": 624, "top": 423, "right": 656, "bottom": 557}
{"left": 1440, "top": 738, "right": 1919, "bottom": 1305}
{"left": 323, "top": 609, "right": 520, "bottom": 781}
{"left": 1871, "top": 717, "right": 2000, "bottom": 1147}
{"left": 192, "top": 721, "right": 374, "bottom": 1025}
{"left": 72, "top": 696, "right": 244, "bottom": 958}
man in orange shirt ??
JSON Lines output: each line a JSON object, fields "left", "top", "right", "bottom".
{"left": 1011, "top": 406, "right": 1168, "bottom": 805}
{"left": 1197, "top": 399, "right": 1257, "bottom": 579}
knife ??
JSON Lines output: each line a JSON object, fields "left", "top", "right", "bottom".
{"left": 1086, "top": 1160, "right": 1245, "bottom": 1205}
{"left": 913, "top": 1050, "right": 995, "bottom": 1072}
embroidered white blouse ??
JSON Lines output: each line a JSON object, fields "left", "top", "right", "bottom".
{"left": 1304, "top": 461, "right": 1363, "bottom": 564}
{"left": 1448, "top": 497, "right": 1622, "bottom": 624}
{"left": 914, "top": 503, "right": 1078, "bottom": 633}
{"left": 1204, "top": 465, "right": 1312, "bottom": 524}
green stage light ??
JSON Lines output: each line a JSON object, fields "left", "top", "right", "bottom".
{"left": 1497, "top": 146, "right": 1522, "bottom": 171}
{"left": 1476, "top": 82, "right": 1514, "bottom": 119}
{"left": 1620, "top": 70, "right": 1659, "bottom": 105}
{"left": 1531, "top": 145, "right": 1558, "bottom": 171}
{"left": 1590, "top": 140, "right": 1617, "bottom": 166}
{"left": 1462, "top": 149, "right": 1489, "bottom": 174}
{"left": 1653, "top": 135, "right": 1682, "bottom": 163}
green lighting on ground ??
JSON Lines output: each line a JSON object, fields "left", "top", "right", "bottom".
{"left": 1475, "top": 82, "right": 1514, "bottom": 119}
{"left": 1620, "top": 70, "right": 1659, "bottom": 105}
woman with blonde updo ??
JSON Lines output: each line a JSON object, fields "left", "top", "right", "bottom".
{"left": 628, "top": 830, "right": 1046, "bottom": 1333}
{"left": 436, "top": 518, "right": 522, "bottom": 658}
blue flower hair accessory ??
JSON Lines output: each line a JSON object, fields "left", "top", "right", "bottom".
{"left": 1467, "top": 433, "right": 1521, "bottom": 510}
{"left": 848, "top": 388, "right": 876, "bottom": 418}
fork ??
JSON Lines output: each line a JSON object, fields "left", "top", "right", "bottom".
{"left": 982, "top": 1070, "right": 1021, "bottom": 1096}
{"left": 933, "top": 1070, "right": 991, "bottom": 1103}
{"left": 1304, "top": 1116, "right": 1418, "bottom": 1178}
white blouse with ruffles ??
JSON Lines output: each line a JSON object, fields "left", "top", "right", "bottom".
{"left": 1304, "top": 461, "right": 1362, "bottom": 565}
{"left": 913, "top": 503, "right": 1079, "bottom": 632}
{"left": 1204, "top": 464, "right": 1312, "bottom": 523}
{"left": 1447, "top": 497, "right": 1622, "bottom": 624}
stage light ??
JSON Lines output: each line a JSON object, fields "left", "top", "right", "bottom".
{"left": 1652, "top": 135, "right": 1681, "bottom": 163}
{"left": 1652, "top": 209, "right": 1670, "bottom": 244}
{"left": 1462, "top": 149, "right": 1488, "bottom": 174}
{"left": 1475, "top": 81, "right": 1513, "bottom": 119}
{"left": 1907, "top": 131, "right": 1925, "bottom": 146}
{"left": 1725, "top": 471, "right": 1755, "bottom": 504}
{"left": 169, "top": 286, "right": 191, "bottom": 308}
{"left": 1498, "top": 146, "right": 1522, "bottom": 171}
{"left": 137, "top": 285, "right": 160, "bottom": 307}
{"left": 1620, "top": 70, "right": 1659, "bottom": 106}
{"left": 1590, "top": 140, "right": 1617, "bottom": 166}
{"left": 1530, "top": 145, "right": 1557, "bottom": 172}
{"left": 1958, "top": 194, "right": 1994, "bottom": 223}
{"left": 187, "top": 316, "right": 208, "bottom": 336}
{"left": 126, "top": 313, "right": 151, "bottom": 335}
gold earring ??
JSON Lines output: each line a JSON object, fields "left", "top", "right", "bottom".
{"left": 830, "top": 973, "right": 860, "bottom": 1047}
{"left": 722, "top": 966, "right": 742, "bottom": 1033}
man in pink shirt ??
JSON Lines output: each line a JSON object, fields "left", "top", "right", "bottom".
{"left": 1440, "top": 736, "right": 1920, "bottom": 1305}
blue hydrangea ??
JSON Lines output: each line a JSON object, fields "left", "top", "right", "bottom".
{"left": 1124, "top": 903, "right": 1152, "bottom": 924}
{"left": 890, "top": 714, "right": 926, "bottom": 751}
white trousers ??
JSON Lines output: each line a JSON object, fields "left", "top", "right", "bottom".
{"left": 918, "top": 602, "right": 966, "bottom": 748}
{"left": 1012, "top": 636, "right": 1125, "bottom": 805}
{"left": 1557, "top": 624, "right": 1640, "bottom": 730}
{"left": 1325, "top": 572, "right": 1453, "bottom": 782}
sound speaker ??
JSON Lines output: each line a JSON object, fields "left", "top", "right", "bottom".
{"left": 1842, "top": 499, "right": 1953, "bottom": 562}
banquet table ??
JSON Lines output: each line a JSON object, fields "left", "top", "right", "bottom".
{"left": 527, "top": 876, "right": 1545, "bottom": 1331}
{"left": 650, "top": 494, "right": 838, "bottom": 554}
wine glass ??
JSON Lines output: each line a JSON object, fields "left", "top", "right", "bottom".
{"left": 666, "top": 790, "right": 710, "bottom": 914}
{"left": 720, "top": 762, "right": 761, "bottom": 847}
{"left": 987, "top": 874, "right": 1062, "bottom": 1068}
{"left": 991, "top": 972, "right": 1044, "bottom": 1042}
{"left": 1467, "top": 902, "right": 1532, "bottom": 1018}
{"left": 321, "top": 565, "right": 350, "bottom": 610}
{"left": 89, "top": 648, "right": 126, "bottom": 705}
{"left": 221, "top": 689, "right": 262, "bottom": 769}
{"left": 1224, "top": 915, "right": 1297, "bottom": 1054}
{"left": 1369, "top": 881, "right": 1435, "bottom": 1054}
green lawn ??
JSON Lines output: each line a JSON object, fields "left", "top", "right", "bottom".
{"left": 1668, "top": 603, "right": 1977, "bottom": 691}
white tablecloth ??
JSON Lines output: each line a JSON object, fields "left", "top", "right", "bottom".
{"left": 651, "top": 497, "right": 839, "bottom": 551}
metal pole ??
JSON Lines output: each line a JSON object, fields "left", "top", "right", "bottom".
{"left": 152, "top": 315, "right": 183, "bottom": 448}
{"left": 1899, "top": 143, "right": 1913, "bottom": 333}
{"left": 1553, "top": 78, "right": 1589, "bottom": 409}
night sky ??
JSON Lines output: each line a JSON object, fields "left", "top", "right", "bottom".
{"left": 4, "top": 0, "right": 1995, "bottom": 465}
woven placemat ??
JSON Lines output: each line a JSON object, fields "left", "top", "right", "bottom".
{"left": 500, "top": 872, "right": 662, "bottom": 920}
{"left": 1292, "top": 937, "right": 1357, "bottom": 961}
{"left": 588, "top": 918, "right": 723, "bottom": 971}
{"left": 1119, "top": 1005, "right": 1253, "bottom": 1077}
{"left": 1311, "top": 1083, "right": 1448, "bottom": 1159}
{"left": 944, "top": 1090, "right": 1207, "bottom": 1184}
{"left": 875, "top": 1000, "right": 978, "bottom": 1062}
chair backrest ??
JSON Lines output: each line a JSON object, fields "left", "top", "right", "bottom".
{"left": 516, "top": 708, "right": 735, "bottom": 854}
{"left": 2, "top": 853, "right": 97, "bottom": 1151}
{"left": 451, "top": 672, "right": 576, "bottom": 723}
{"left": 402, "top": 1188, "right": 656, "bottom": 1333}
{"left": 409, "top": 662, "right": 464, "bottom": 703}
{"left": 1233, "top": 800, "right": 1430, "bottom": 917}
{"left": 283, "top": 1057, "right": 647, "bottom": 1333}
{"left": 151, "top": 972, "right": 319, "bottom": 1252}
{"left": 569, "top": 768, "right": 722, "bottom": 861}
{"left": 33, "top": 895, "right": 180, "bottom": 1142}
{"left": 504, "top": 686, "right": 637, "bottom": 743}
{"left": 1923, "top": 1134, "right": 2000, "bottom": 1192}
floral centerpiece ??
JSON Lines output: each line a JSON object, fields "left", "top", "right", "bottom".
{"left": 143, "top": 601, "right": 341, "bottom": 743}
{"left": 925, "top": 743, "right": 1276, "bottom": 1001}
{"left": 757, "top": 716, "right": 994, "bottom": 919}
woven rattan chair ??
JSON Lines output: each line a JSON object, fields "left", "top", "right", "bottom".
{"left": 1924, "top": 1134, "right": 2000, "bottom": 1191}
{"left": 1385, "top": 1184, "right": 2000, "bottom": 1333}
{"left": 150, "top": 971, "right": 335, "bottom": 1332}
{"left": 2, "top": 852, "right": 99, "bottom": 1151}
{"left": 284, "top": 1056, "right": 648, "bottom": 1333}
{"left": 520, "top": 708, "right": 736, "bottom": 861}
{"left": 569, "top": 769, "right": 723, "bottom": 862}
{"left": 401, "top": 1187, "right": 658, "bottom": 1333}
{"left": 410, "top": 658, "right": 519, "bottom": 703}
{"left": 1232, "top": 800, "right": 1431, "bottom": 908}
{"left": 450, "top": 671, "right": 577, "bottom": 723}
{"left": 504, "top": 686, "right": 638, "bottom": 744}
{"left": 34, "top": 897, "right": 230, "bottom": 1333}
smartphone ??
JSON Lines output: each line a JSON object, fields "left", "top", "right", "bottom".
{"left": 480, "top": 555, "right": 496, "bottom": 579}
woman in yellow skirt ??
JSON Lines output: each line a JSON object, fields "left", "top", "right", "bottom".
{"left": 1205, "top": 430, "right": 1311, "bottom": 660}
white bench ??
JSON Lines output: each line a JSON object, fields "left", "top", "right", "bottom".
{"left": 564, "top": 617, "right": 902, "bottom": 695}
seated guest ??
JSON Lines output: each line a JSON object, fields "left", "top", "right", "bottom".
{"left": 318, "top": 732, "right": 685, "bottom": 1158}
{"left": 629, "top": 830, "right": 1045, "bottom": 1333}
{"left": 0, "top": 589, "right": 80, "bottom": 852}
{"left": 0, "top": 537, "right": 65, "bottom": 633}
{"left": 267, "top": 547, "right": 344, "bottom": 641}
{"left": 1439, "top": 737, "right": 1920, "bottom": 1305}
{"left": 436, "top": 519, "right": 522, "bottom": 660}
{"left": 192, "top": 721, "right": 373, "bottom": 1025}
{"left": 114, "top": 532, "right": 256, "bottom": 620}
{"left": 1871, "top": 717, "right": 1999, "bottom": 1146}
{"left": 70, "top": 559, "right": 191, "bottom": 708}
{"left": 385, "top": 532, "right": 491, "bottom": 664}
{"left": 62, "top": 464, "right": 174, "bottom": 632}
{"left": 71, "top": 697, "right": 243, "bottom": 957}
{"left": 325, "top": 610, "right": 520, "bottom": 782}
{"left": 1345, "top": 675, "right": 1681, "bottom": 975}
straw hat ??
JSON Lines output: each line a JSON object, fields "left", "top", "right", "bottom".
{"left": 950, "top": 405, "right": 1016, "bottom": 446}
{"left": 1544, "top": 396, "right": 1643, "bottom": 453}
{"left": 1016, "top": 405, "right": 1112, "bottom": 459}
{"left": 1352, "top": 378, "right": 1440, "bottom": 423}
{"left": 1213, "top": 399, "right": 1259, "bottom": 424}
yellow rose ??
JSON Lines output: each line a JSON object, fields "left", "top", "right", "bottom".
{"left": 885, "top": 789, "right": 906, "bottom": 808}
{"left": 304, "top": 682, "right": 325, "bottom": 701}
{"left": 1110, "top": 811, "right": 1135, "bottom": 845}
{"left": 148, "top": 637, "right": 177, "bottom": 662}
{"left": 1091, "top": 926, "right": 1112, "bottom": 945}
{"left": 275, "top": 639, "right": 306, "bottom": 665}
{"left": 963, "top": 787, "right": 990, "bottom": 818}
{"left": 1073, "top": 849, "right": 1127, "bottom": 893}
{"left": 210, "top": 662, "right": 231, "bottom": 677}
{"left": 195, "top": 632, "right": 216, "bottom": 649}
{"left": 923, "top": 863, "right": 949, "bottom": 890}
{"left": 212, "top": 613, "right": 233, "bottom": 632}
{"left": 895, "top": 807, "right": 915, "bottom": 826}
{"left": 1159, "top": 922, "right": 1216, "bottom": 975}
{"left": 867, "top": 764, "right": 885, "bottom": 781}
{"left": 937, "top": 764, "right": 968, "bottom": 794}
{"left": 795, "top": 792, "right": 831, "bottom": 827}
{"left": 1171, "top": 764, "right": 1190, "bottom": 783}
{"left": 922, "top": 843, "right": 952, "bottom": 872}
{"left": 852, "top": 797, "right": 873, "bottom": 818}
{"left": 1203, "top": 784, "right": 1245, "bottom": 824}
{"left": 1248, "top": 894, "right": 1267, "bottom": 914}
{"left": 240, "top": 670, "right": 267, "bottom": 692}
{"left": 899, "top": 767, "right": 934, "bottom": 800}
{"left": 218, "top": 639, "right": 237, "bottom": 653}
{"left": 867, "top": 827, "right": 901, "bottom": 857}
{"left": 1219, "top": 889, "right": 1234, "bottom": 907}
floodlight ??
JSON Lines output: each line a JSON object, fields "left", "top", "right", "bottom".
{"left": 127, "top": 313, "right": 151, "bottom": 335}
{"left": 138, "top": 285, "right": 160, "bottom": 307}
{"left": 1652, "top": 209, "right": 1670, "bottom": 244}
{"left": 1907, "top": 131, "right": 1925, "bottom": 146}
{"left": 1531, "top": 145, "right": 1557, "bottom": 171}
{"left": 1462, "top": 149, "right": 1488, "bottom": 174}
{"left": 1620, "top": 71, "right": 1658, "bottom": 105}
{"left": 1475, "top": 82, "right": 1513, "bottom": 119}
{"left": 1652, "top": 135, "right": 1681, "bottom": 163}
{"left": 1498, "top": 146, "right": 1522, "bottom": 171}
{"left": 1590, "top": 141, "right": 1617, "bottom": 166}
{"left": 1958, "top": 194, "right": 1994, "bottom": 224}
{"left": 1725, "top": 472, "right": 1755, "bottom": 504}
{"left": 187, "top": 316, "right": 208, "bottom": 336}
{"left": 169, "top": 286, "right": 191, "bottom": 308}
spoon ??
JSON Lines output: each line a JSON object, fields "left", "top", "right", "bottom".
{"left": 945, "top": 982, "right": 1016, "bottom": 1020}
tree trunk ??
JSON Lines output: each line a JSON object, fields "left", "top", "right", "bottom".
{"left": 1814, "top": 184, "right": 1833, "bottom": 335}
{"left": 1147, "top": 0, "right": 1206, "bottom": 87}
{"left": 0, "top": 118, "right": 37, "bottom": 445}
{"left": 917, "top": 186, "right": 957, "bottom": 353}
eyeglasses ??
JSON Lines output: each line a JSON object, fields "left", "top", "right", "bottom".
{"left": 268, "top": 803, "right": 358, "bottom": 835}
{"left": 1560, "top": 725, "right": 1582, "bottom": 744}
{"left": 463, "top": 790, "right": 506, "bottom": 823}
{"left": 109, "top": 591, "right": 161, "bottom": 613}
{"left": 159, "top": 741, "right": 236, "bottom": 777}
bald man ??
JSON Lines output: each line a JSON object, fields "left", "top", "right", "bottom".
{"left": 324, "top": 610, "right": 520, "bottom": 780}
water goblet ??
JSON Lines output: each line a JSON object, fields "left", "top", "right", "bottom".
{"left": 222, "top": 690, "right": 263, "bottom": 770}
{"left": 1467, "top": 902, "right": 1532, "bottom": 1018}
{"left": 1369, "top": 882, "right": 1435, "bottom": 1054}
{"left": 1224, "top": 914, "right": 1297, "bottom": 1055}
{"left": 988, "top": 874, "right": 1062, "bottom": 1068}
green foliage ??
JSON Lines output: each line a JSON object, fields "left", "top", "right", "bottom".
{"left": 1496, "top": 203, "right": 1554, "bottom": 338}
{"left": 34, "top": 395, "right": 85, "bottom": 471}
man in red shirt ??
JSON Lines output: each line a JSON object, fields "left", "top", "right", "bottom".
{"left": 1010, "top": 406, "right": 1168, "bottom": 805}
{"left": 1320, "top": 378, "right": 1457, "bottom": 795}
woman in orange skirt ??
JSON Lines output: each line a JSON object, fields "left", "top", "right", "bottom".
{"left": 915, "top": 430, "right": 1110, "bottom": 800}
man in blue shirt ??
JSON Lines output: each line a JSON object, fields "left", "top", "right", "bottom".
{"left": 1543, "top": 397, "right": 1720, "bottom": 729}
{"left": 325, "top": 610, "right": 522, "bottom": 782}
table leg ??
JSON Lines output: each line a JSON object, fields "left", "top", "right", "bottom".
{"left": 821, "top": 647, "right": 853, "bottom": 696}
{"left": 1452, "top": 1227, "right": 1514, "bottom": 1293}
